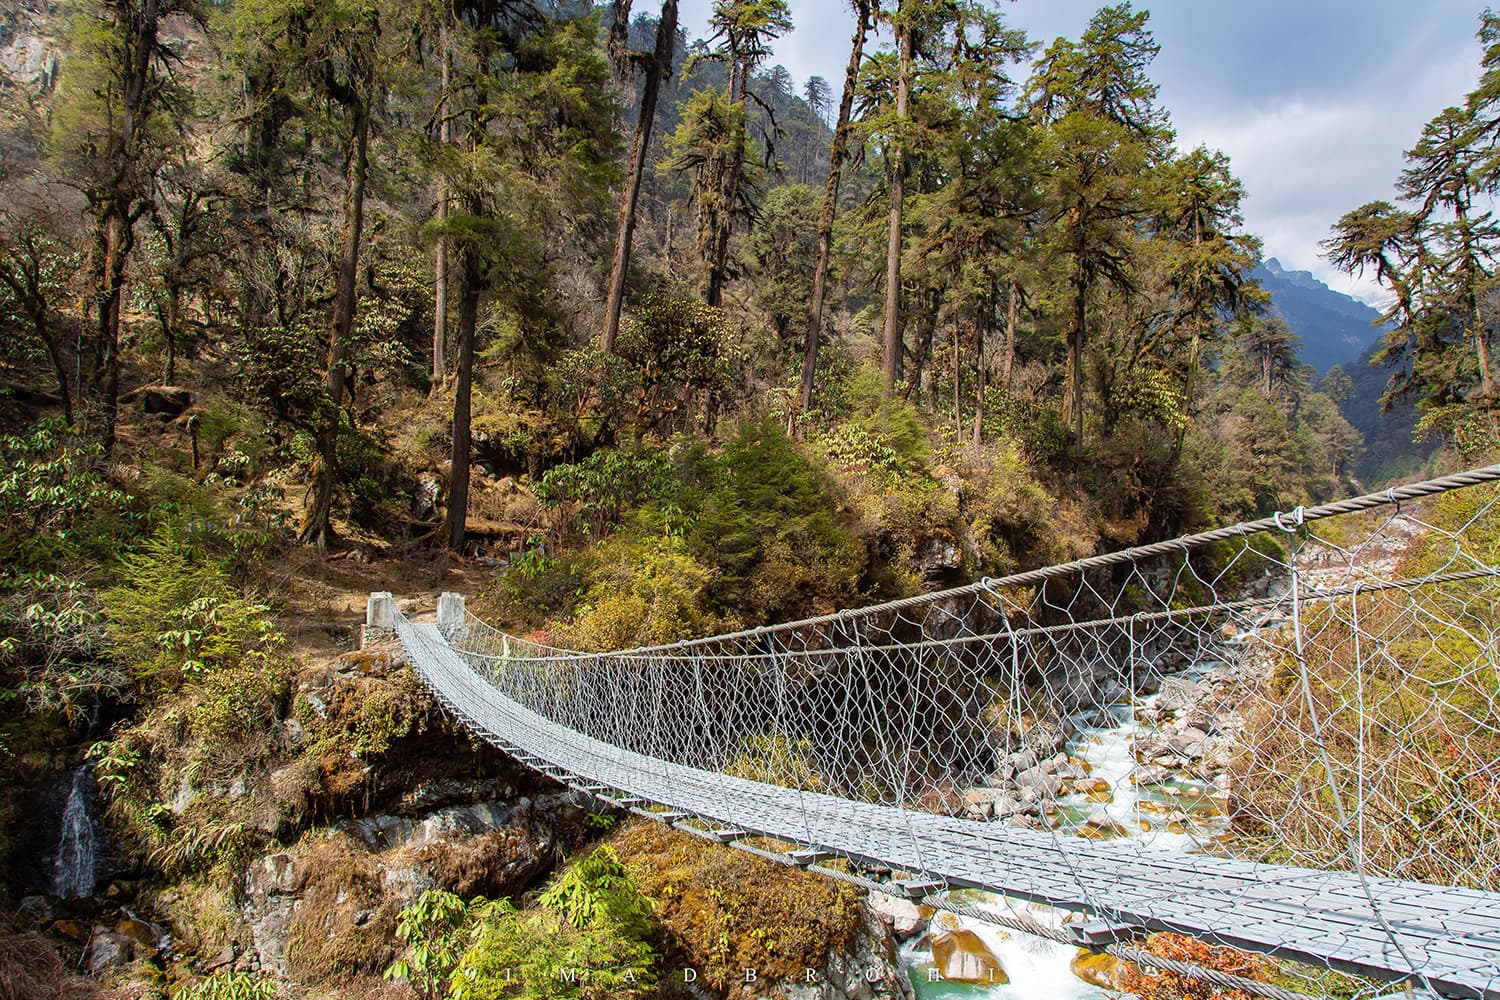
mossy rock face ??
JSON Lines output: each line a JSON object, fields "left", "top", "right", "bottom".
{"left": 283, "top": 835, "right": 398, "bottom": 985}
{"left": 610, "top": 820, "right": 859, "bottom": 992}
{"left": 414, "top": 825, "right": 554, "bottom": 899}
{"left": 929, "top": 928, "right": 1007, "bottom": 984}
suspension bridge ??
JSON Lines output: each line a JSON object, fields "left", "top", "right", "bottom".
{"left": 379, "top": 466, "right": 1500, "bottom": 1000}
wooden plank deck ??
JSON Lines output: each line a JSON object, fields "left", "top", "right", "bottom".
{"left": 399, "top": 620, "right": 1500, "bottom": 1000}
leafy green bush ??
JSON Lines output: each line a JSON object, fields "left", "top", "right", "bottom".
{"left": 554, "top": 535, "right": 722, "bottom": 650}
{"left": 0, "top": 576, "right": 112, "bottom": 717}
{"left": 0, "top": 418, "right": 130, "bottom": 571}
{"left": 388, "top": 889, "right": 475, "bottom": 999}
{"left": 617, "top": 291, "right": 746, "bottom": 440}
{"left": 533, "top": 447, "right": 678, "bottom": 544}
{"left": 174, "top": 971, "right": 279, "bottom": 1000}
{"left": 967, "top": 440, "right": 1071, "bottom": 572}
{"left": 449, "top": 901, "right": 655, "bottom": 1000}
{"left": 395, "top": 847, "right": 658, "bottom": 1000}
{"left": 684, "top": 421, "right": 864, "bottom": 623}
{"left": 725, "top": 731, "right": 825, "bottom": 791}
{"left": 812, "top": 364, "right": 929, "bottom": 479}
{"left": 91, "top": 530, "right": 291, "bottom": 878}
{"left": 102, "top": 530, "right": 283, "bottom": 687}
{"left": 480, "top": 545, "right": 592, "bottom": 637}
{"left": 538, "top": 847, "right": 652, "bottom": 932}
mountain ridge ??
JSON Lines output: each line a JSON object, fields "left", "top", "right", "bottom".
{"left": 1252, "top": 257, "right": 1385, "bottom": 373}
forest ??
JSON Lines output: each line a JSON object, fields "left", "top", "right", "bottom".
{"left": 0, "top": 0, "right": 1497, "bottom": 997}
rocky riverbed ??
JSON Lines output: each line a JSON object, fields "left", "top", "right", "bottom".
{"left": 904, "top": 652, "right": 1255, "bottom": 997}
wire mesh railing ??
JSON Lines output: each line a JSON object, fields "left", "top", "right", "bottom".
{"left": 413, "top": 465, "right": 1500, "bottom": 999}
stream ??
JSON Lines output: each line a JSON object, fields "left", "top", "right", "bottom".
{"left": 52, "top": 763, "right": 103, "bottom": 900}
{"left": 903, "top": 671, "right": 1230, "bottom": 999}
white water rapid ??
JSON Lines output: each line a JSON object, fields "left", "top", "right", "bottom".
{"left": 905, "top": 679, "right": 1228, "bottom": 999}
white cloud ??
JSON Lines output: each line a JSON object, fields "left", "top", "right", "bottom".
{"left": 676, "top": 2, "right": 1484, "bottom": 309}
{"left": 1174, "top": 42, "right": 1479, "bottom": 306}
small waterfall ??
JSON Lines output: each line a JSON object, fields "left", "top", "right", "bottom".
{"left": 52, "top": 765, "right": 102, "bottom": 899}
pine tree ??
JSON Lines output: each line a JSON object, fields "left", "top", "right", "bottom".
{"left": 797, "top": 0, "right": 872, "bottom": 413}
{"left": 600, "top": 0, "right": 678, "bottom": 353}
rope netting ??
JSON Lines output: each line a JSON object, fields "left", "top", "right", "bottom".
{"left": 409, "top": 465, "right": 1500, "bottom": 1000}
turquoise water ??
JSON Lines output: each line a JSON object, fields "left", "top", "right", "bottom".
{"left": 899, "top": 686, "right": 1229, "bottom": 1000}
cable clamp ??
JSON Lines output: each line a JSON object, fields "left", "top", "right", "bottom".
{"left": 1273, "top": 506, "right": 1306, "bottom": 532}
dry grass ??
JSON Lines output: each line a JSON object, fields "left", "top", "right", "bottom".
{"left": 0, "top": 921, "right": 98, "bottom": 1000}
{"left": 285, "top": 834, "right": 399, "bottom": 986}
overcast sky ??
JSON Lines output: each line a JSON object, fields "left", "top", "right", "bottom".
{"left": 675, "top": 1, "right": 1489, "bottom": 305}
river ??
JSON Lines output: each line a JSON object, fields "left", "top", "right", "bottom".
{"left": 904, "top": 675, "right": 1229, "bottom": 999}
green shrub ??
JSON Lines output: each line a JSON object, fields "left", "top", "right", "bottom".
{"left": 0, "top": 576, "right": 112, "bottom": 718}
{"left": 444, "top": 847, "right": 657, "bottom": 1000}
{"left": 555, "top": 535, "right": 722, "bottom": 650}
{"left": 480, "top": 545, "right": 592, "bottom": 637}
{"left": 0, "top": 418, "right": 130, "bottom": 571}
{"left": 684, "top": 421, "right": 864, "bottom": 623}
{"left": 532, "top": 447, "right": 678, "bottom": 544}
{"left": 967, "top": 440, "right": 1070, "bottom": 572}
{"left": 538, "top": 847, "right": 652, "bottom": 933}
{"left": 92, "top": 532, "right": 291, "bottom": 879}
{"left": 725, "top": 731, "right": 825, "bottom": 791}
{"left": 617, "top": 291, "right": 746, "bottom": 440}
{"left": 388, "top": 889, "right": 475, "bottom": 1000}
{"left": 174, "top": 971, "right": 279, "bottom": 1000}
{"left": 812, "top": 364, "right": 928, "bottom": 479}
{"left": 102, "top": 530, "right": 283, "bottom": 688}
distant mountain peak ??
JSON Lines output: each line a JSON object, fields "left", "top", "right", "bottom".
{"left": 1251, "top": 259, "right": 1384, "bottom": 373}
{"left": 1263, "top": 257, "right": 1333, "bottom": 295}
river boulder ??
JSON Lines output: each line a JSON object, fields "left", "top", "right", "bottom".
{"left": 1071, "top": 949, "right": 1134, "bottom": 989}
{"left": 929, "top": 928, "right": 1008, "bottom": 985}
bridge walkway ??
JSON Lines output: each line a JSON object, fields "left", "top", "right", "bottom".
{"left": 397, "top": 617, "right": 1500, "bottom": 1000}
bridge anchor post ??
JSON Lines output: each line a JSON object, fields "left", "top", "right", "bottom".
{"left": 363, "top": 592, "right": 395, "bottom": 648}
{"left": 438, "top": 592, "right": 466, "bottom": 634}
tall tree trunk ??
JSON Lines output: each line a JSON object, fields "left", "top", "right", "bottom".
{"left": 602, "top": 0, "right": 678, "bottom": 352}
{"left": 1454, "top": 203, "right": 1497, "bottom": 403}
{"left": 880, "top": 14, "right": 912, "bottom": 395}
{"left": 446, "top": 245, "right": 480, "bottom": 551}
{"left": 95, "top": 211, "right": 132, "bottom": 457}
{"left": 973, "top": 289, "right": 989, "bottom": 448}
{"left": 158, "top": 283, "right": 181, "bottom": 383}
{"left": 1067, "top": 269, "right": 1086, "bottom": 458}
{"left": 94, "top": 0, "right": 162, "bottom": 456}
{"left": 1002, "top": 279, "right": 1017, "bottom": 390}
{"left": 44, "top": 317, "right": 73, "bottom": 426}
{"left": 433, "top": 20, "right": 451, "bottom": 386}
{"left": 798, "top": 0, "right": 870, "bottom": 412}
{"left": 706, "top": 120, "right": 743, "bottom": 308}
{"left": 302, "top": 90, "right": 370, "bottom": 550}
{"left": 1174, "top": 326, "right": 1203, "bottom": 457}
{"left": 607, "top": 0, "right": 633, "bottom": 74}
{"left": 902, "top": 289, "right": 939, "bottom": 401}
{"left": 32, "top": 301, "right": 73, "bottom": 426}
{"left": 1468, "top": 285, "right": 1497, "bottom": 404}
{"left": 952, "top": 325, "right": 961, "bottom": 436}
